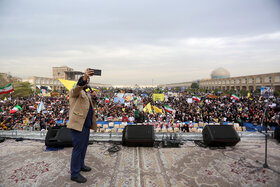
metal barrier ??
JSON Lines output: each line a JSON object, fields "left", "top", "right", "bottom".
{"left": 0, "top": 130, "right": 268, "bottom": 142}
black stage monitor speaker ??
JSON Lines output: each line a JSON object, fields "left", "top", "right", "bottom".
{"left": 203, "top": 125, "right": 240, "bottom": 147}
{"left": 0, "top": 137, "right": 5, "bottom": 143}
{"left": 45, "top": 127, "right": 60, "bottom": 147}
{"left": 122, "top": 125, "right": 155, "bottom": 147}
{"left": 45, "top": 127, "right": 73, "bottom": 147}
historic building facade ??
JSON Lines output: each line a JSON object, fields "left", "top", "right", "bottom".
{"left": 24, "top": 66, "right": 110, "bottom": 91}
{"left": 158, "top": 67, "right": 280, "bottom": 92}
{"left": 158, "top": 81, "right": 193, "bottom": 89}
{"left": 199, "top": 72, "right": 280, "bottom": 91}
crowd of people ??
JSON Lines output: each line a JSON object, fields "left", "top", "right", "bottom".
{"left": 0, "top": 96, "right": 68, "bottom": 131}
{"left": 0, "top": 88, "right": 279, "bottom": 131}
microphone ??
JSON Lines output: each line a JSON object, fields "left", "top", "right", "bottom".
{"left": 87, "top": 85, "right": 93, "bottom": 92}
{"left": 85, "top": 85, "right": 98, "bottom": 102}
{"left": 83, "top": 85, "right": 92, "bottom": 92}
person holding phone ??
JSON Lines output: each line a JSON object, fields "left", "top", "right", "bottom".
{"left": 67, "top": 68, "right": 97, "bottom": 183}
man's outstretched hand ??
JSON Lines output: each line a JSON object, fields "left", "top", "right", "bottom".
{"left": 83, "top": 68, "right": 94, "bottom": 82}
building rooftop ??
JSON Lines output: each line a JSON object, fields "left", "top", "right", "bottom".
{"left": 211, "top": 67, "right": 230, "bottom": 79}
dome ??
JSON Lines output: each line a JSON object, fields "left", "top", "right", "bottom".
{"left": 211, "top": 67, "right": 230, "bottom": 79}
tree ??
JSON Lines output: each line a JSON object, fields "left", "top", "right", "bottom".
{"left": 214, "top": 88, "right": 222, "bottom": 94}
{"left": 12, "top": 82, "right": 33, "bottom": 97}
{"left": 253, "top": 89, "right": 260, "bottom": 96}
{"left": 274, "top": 90, "right": 280, "bottom": 97}
{"left": 152, "top": 87, "right": 162, "bottom": 93}
{"left": 175, "top": 87, "right": 181, "bottom": 92}
{"left": 240, "top": 90, "right": 249, "bottom": 97}
{"left": 191, "top": 82, "right": 199, "bottom": 89}
{"left": 199, "top": 88, "right": 207, "bottom": 93}
{"left": 0, "top": 74, "right": 33, "bottom": 98}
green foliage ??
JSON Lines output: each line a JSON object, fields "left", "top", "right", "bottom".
{"left": 253, "top": 89, "right": 260, "bottom": 95}
{"left": 274, "top": 90, "right": 280, "bottom": 97}
{"left": 152, "top": 87, "right": 162, "bottom": 93}
{"left": 224, "top": 90, "right": 230, "bottom": 95}
{"left": 36, "top": 88, "right": 41, "bottom": 95}
{"left": 186, "top": 88, "right": 197, "bottom": 94}
{"left": 12, "top": 82, "right": 33, "bottom": 97}
{"left": 191, "top": 82, "right": 199, "bottom": 89}
{"left": 174, "top": 87, "right": 181, "bottom": 92}
{"left": 214, "top": 88, "right": 222, "bottom": 94}
{"left": 224, "top": 89, "right": 235, "bottom": 95}
{"left": 240, "top": 89, "right": 249, "bottom": 97}
{"left": 199, "top": 88, "right": 207, "bottom": 93}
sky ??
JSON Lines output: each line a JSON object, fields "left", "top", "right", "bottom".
{"left": 0, "top": 0, "right": 280, "bottom": 85}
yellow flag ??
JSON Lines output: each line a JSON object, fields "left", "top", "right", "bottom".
{"left": 153, "top": 105, "right": 163, "bottom": 113}
{"left": 58, "top": 79, "right": 77, "bottom": 91}
{"left": 148, "top": 104, "right": 153, "bottom": 114}
{"left": 247, "top": 92, "right": 251, "bottom": 98}
{"left": 58, "top": 79, "right": 99, "bottom": 91}
{"left": 152, "top": 94, "right": 164, "bottom": 101}
{"left": 143, "top": 103, "right": 153, "bottom": 114}
{"left": 143, "top": 104, "right": 148, "bottom": 113}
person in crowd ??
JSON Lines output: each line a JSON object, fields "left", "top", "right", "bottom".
{"left": 122, "top": 113, "right": 129, "bottom": 122}
{"left": 128, "top": 112, "right": 135, "bottom": 123}
{"left": 33, "top": 119, "right": 40, "bottom": 130}
{"left": 134, "top": 109, "right": 141, "bottom": 123}
{"left": 1, "top": 87, "right": 279, "bottom": 133}
{"left": 182, "top": 123, "right": 190, "bottom": 132}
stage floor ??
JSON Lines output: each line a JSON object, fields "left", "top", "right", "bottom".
{"left": 0, "top": 138, "right": 279, "bottom": 187}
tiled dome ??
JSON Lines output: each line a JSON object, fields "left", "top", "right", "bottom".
{"left": 211, "top": 67, "right": 230, "bottom": 79}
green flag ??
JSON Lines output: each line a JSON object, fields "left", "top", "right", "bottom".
{"left": 15, "top": 104, "right": 22, "bottom": 110}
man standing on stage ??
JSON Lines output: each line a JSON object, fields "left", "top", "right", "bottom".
{"left": 67, "top": 68, "right": 97, "bottom": 183}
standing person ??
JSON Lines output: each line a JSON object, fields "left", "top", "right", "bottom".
{"left": 122, "top": 112, "right": 129, "bottom": 122}
{"left": 67, "top": 68, "right": 97, "bottom": 183}
{"left": 134, "top": 109, "right": 141, "bottom": 123}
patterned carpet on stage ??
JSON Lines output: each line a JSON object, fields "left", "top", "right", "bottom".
{"left": 0, "top": 138, "right": 280, "bottom": 187}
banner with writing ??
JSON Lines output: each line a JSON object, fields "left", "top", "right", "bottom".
{"left": 152, "top": 94, "right": 164, "bottom": 101}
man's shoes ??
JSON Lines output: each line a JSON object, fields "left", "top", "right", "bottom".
{"left": 71, "top": 174, "right": 87, "bottom": 183}
{"left": 81, "top": 166, "right": 92, "bottom": 172}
